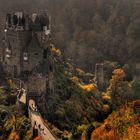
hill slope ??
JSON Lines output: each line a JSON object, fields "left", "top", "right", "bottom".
{"left": 91, "top": 99, "right": 140, "bottom": 140}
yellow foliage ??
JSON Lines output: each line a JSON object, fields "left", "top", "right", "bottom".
{"left": 62, "top": 130, "right": 72, "bottom": 139}
{"left": 77, "top": 124, "right": 88, "bottom": 134}
{"left": 52, "top": 127, "right": 59, "bottom": 132}
{"left": 102, "top": 95, "right": 111, "bottom": 100}
{"left": 70, "top": 76, "right": 80, "bottom": 83}
{"left": 25, "top": 128, "right": 32, "bottom": 139}
{"left": 75, "top": 68, "right": 85, "bottom": 75}
{"left": 52, "top": 47, "right": 61, "bottom": 56}
{"left": 79, "top": 84, "right": 96, "bottom": 92}
{"left": 7, "top": 80, "right": 17, "bottom": 89}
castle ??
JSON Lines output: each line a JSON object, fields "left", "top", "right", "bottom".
{"left": 0, "top": 11, "right": 54, "bottom": 102}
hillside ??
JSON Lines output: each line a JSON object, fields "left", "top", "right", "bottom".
{"left": 0, "top": 0, "right": 140, "bottom": 77}
{"left": 0, "top": 47, "right": 107, "bottom": 139}
{"left": 36, "top": 47, "right": 107, "bottom": 139}
{"left": 0, "top": 0, "right": 139, "bottom": 139}
{"left": 91, "top": 99, "right": 140, "bottom": 140}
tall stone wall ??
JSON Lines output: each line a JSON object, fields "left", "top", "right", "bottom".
{"left": 95, "top": 63, "right": 104, "bottom": 89}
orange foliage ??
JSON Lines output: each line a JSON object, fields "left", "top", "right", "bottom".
{"left": 79, "top": 84, "right": 96, "bottom": 92}
{"left": 91, "top": 102, "right": 140, "bottom": 140}
{"left": 103, "top": 104, "right": 110, "bottom": 112}
{"left": 102, "top": 95, "right": 111, "bottom": 100}
{"left": 8, "top": 130, "right": 20, "bottom": 140}
{"left": 112, "top": 68, "right": 125, "bottom": 79}
{"left": 70, "top": 76, "right": 80, "bottom": 83}
{"left": 91, "top": 125, "right": 117, "bottom": 140}
{"left": 33, "top": 135, "right": 42, "bottom": 140}
{"left": 52, "top": 127, "right": 59, "bottom": 132}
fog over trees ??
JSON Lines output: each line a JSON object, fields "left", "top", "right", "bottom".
{"left": 0, "top": 1, "right": 140, "bottom": 139}
{"left": 0, "top": 0, "right": 140, "bottom": 77}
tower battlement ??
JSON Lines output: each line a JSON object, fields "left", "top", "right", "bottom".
{"left": 1, "top": 11, "right": 52, "bottom": 78}
{"left": 5, "top": 11, "right": 50, "bottom": 35}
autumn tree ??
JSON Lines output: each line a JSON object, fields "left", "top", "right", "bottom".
{"left": 106, "top": 68, "right": 131, "bottom": 109}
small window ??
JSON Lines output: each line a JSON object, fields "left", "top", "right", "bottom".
{"left": 6, "top": 54, "right": 11, "bottom": 58}
{"left": 43, "top": 49, "right": 48, "bottom": 59}
{"left": 5, "top": 47, "right": 12, "bottom": 58}
{"left": 23, "top": 52, "right": 28, "bottom": 61}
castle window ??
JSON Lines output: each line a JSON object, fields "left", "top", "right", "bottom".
{"left": 43, "top": 49, "right": 48, "bottom": 59}
{"left": 23, "top": 52, "right": 28, "bottom": 61}
{"left": 5, "top": 47, "right": 12, "bottom": 58}
{"left": 5, "top": 54, "right": 11, "bottom": 58}
{"left": 43, "top": 26, "right": 50, "bottom": 35}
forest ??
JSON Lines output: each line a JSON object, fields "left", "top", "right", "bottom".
{"left": 0, "top": 0, "right": 140, "bottom": 139}
{"left": 0, "top": 0, "right": 140, "bottom": 77}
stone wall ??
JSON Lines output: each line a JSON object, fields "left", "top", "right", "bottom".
{"left": 27, "top": 73, "right": 47, "bottom": 96}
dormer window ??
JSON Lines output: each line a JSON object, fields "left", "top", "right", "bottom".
{"left": 23, "top": 52, "right": 28, "bottom": 61}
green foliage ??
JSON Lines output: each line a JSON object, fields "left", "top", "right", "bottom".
{"left": 77, "top": 124, "right": 88, "bottom": 135}
{"left": 105, "top": 68, "right": 134, "bottom": 109}
{"left": 38, "top": 60, "right": 104, "bottom": 133}
{"left": 0, "top": 105, "right": 9, "bottom": 114}
{"left": 0, "top": 88, "right": 4, "bottom": 94}
{"left": 3, "top": 114, "right": 31, "bottom": 139}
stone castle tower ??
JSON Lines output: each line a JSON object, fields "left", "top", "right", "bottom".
{"left": 94, "top": 63, "right": 104, "bottom": 89}
{"left": 0, "top": 11, "right": 54, "bottom": 102}
{"left": 1, "top": 11, "right": 51, "bottom": 78}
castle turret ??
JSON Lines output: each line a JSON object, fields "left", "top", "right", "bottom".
{"left": 1, "top": 11, "right": 51, "bottom": 78}
{"left": 94, "top": 63, "right": 104, "bottom": 89}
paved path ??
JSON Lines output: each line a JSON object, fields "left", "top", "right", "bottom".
{"left": 28, "top": 100, "right": 57, "bottom": 140}
{"left": 29, "top": 109, "right": 57, "bottom": 140}
{"left": 14, "top": 78, "right": 57, "bottom": 140}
